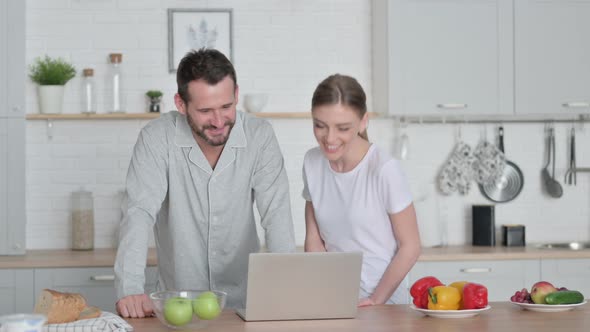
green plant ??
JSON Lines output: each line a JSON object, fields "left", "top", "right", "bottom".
{"left": 29, "top": 56, "right": 76, "bottom": 85}
{"left": 146, "top": 90, "right": 163, "bottom": 99}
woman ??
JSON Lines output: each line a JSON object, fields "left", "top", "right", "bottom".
{"left": 302, "top": 74, "right": 421, "bottom": 306}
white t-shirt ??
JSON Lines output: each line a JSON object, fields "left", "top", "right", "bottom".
{"left": 302, "top": 144, "right": 413, "bottom": 304}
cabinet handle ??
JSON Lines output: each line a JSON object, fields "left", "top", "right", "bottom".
{"left": 436, "top": 103, "right": 468, "bottom": 109}
{"left": 460, "top": 268, "right": 491, "bottom": 273}
{"left": 90, "top": 275, "right": 115, "bottom": 281}
{"left": 562, "top": 102, "right": 590, "bottom": 108}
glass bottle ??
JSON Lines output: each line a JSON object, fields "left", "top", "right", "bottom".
{"left": 105, "top": 53, "right": 125, "bottom": 113}
{"left": 71, "top": 189, "right": 94, "bottom": 250}
{"left": 81, "top": 68, "right": 97, "bottom": 114}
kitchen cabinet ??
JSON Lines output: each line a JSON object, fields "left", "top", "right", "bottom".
{"left": 372, "top": 0, "right": 514, "bottom": 116}
{"left": 0, "top": 0, "right": 25, "bottom": 118}
{"left": 515, "top": 0, "right": 590, "bottom": 115}
{"left": 540, "top": 259, "right": 590, "bottom": 296}
{"left": 408, "top": 260, "right": 540, "bottom": 301}
{"left": 0, "top": 0, "right": 26, "bottom": 255}
{"left": 33, "top": 266, "right": 159, "bottom": 313}
{"left": 0, "top": 269, "right": 35, "bottom": 315}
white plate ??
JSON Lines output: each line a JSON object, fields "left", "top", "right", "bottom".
{"left": 410, "top": 305, "right": 491, "bottom": 318}
{"left": 510, "top": 300, "right": 587, "bottom": 312}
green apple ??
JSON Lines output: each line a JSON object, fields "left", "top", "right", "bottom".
{"left": 164, "top": 296, "right": 193, "bottom": 326}
{"left": 193, "top": 292, "right": 221, "bottom": 320}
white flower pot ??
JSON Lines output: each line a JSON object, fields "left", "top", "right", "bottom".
{"left": 37, "top": 85, "right": 65, "bottom": 114}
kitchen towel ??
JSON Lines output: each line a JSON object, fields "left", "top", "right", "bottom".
{"left": 43, "top": 312, "right": 132, "bottom": 332}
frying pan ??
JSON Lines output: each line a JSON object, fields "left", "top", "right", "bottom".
{"left": 479, "top": 127, "right": 524, "bottom": 203}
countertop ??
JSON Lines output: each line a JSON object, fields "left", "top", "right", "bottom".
{"left": 1, "top": 245, "right": 590, "bottom": 269}
{"left": 126, "top": 302, "right": 590, "bottom": 332}
{"left": 0, "top": 248, "right": 158, "bottom": 269}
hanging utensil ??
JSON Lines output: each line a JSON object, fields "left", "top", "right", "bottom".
{"left": 544, "top": 127, "right": 563, "bottom": 198}
{"left": 479, "top": 126, "right": 524, "bottom": 203}
{"left": 395, "top": 118, "right": 409, "bottom": 160}
{"left": 564, "top": 127, "right": 577, "bottom": 185}
{"left": 541, "top": 126, "right": 554, "bottom": 191}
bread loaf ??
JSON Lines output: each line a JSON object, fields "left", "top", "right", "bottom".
{"left": 78, "top": 306, "right": 102, "bottom": 320}
{"left": 34, "top": 289, "right": 88, "bottom": 324}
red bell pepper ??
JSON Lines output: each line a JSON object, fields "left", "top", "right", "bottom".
{"left": 462, "top": 282, "right": 488, "bottom": 309}
{"left": 410, "top": 276, "right": 443, "bottom": 309}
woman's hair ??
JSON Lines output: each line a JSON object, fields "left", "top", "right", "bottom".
{"left": 311, "top": 74, "right": 368, "bottom": 140}
{"left": 176, "top": 48, "right": 237, "bottom": 104}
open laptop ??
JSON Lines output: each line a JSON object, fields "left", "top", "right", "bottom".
{"left": 236, "top": 251, "right": 363, "bottom": 321}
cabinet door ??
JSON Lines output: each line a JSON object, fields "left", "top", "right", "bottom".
{"left": 34, "top": 266, "right": 159, "bottom": 313}
{"left": 373, "top": 0, "right": 514, "bottom": 116}
{"left": 0, "top": 0, "right": 26, "bottom": 256}
{"left": 515, "top": 0, "right": 590, "bottom": 115}
{"left": 541, "top": 259, "right": 590, "bottom": 296}
{"left": 0, "top": 0, "right": 25, "bottom": 118}
{"left": 0, "top": 269, "right": 35, "bottom": 314}
{"left": 408, "top": 260, "right": 540, "bottom": 301}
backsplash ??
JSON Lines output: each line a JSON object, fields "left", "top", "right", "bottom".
{"left": 24, "top": 1, "right": 590, "bottom": 249}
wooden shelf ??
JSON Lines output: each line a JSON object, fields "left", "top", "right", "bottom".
{"left": 26, "top": 113, "right": 159, "bottom": 120}
{"left": 26, "top": 112, "right": 381, "bottom": 120}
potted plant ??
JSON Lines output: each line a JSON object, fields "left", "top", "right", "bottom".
{"left": 146, "top": 90, "right": 163, "bottom": 113}
{"left": 29, "top": 56, "right": 76, "bottom": 114}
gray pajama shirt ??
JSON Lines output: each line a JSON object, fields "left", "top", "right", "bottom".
{"left": 114, "top": 111, "right": 295, "bottom": 309}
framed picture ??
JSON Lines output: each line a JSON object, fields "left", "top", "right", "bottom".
{"left": 167, "top": 8, "right": 233, "bottom": 72}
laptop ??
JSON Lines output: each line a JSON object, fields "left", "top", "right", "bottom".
{"left": 236, "top": 251, "right": 363, "bottom": 321}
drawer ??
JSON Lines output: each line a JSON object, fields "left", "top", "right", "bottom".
{"left": 34, "top": 266, "right": 158, "bottom": 313}
{"left": 541, "top": 259, "right": 590, "bottom": 276}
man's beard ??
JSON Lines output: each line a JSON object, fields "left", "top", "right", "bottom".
{"left": 187, "top": 112, "right": 235, "bottom": 147}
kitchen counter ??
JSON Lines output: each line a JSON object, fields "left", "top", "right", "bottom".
{"left": 2, "top": 245, "right": 590, "bottom": 269}
{"left": 0, "top": 248, "right": 158, "bottom": 269}
{"left": 418, "top": 244, "right": 590, "bottom": 261}
{"left": 126, "top": 302, "right": 590, "bottom": 332}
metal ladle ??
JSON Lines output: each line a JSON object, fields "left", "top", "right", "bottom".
{"left": 542, "top": 127, "right": 563, "bottom": 198}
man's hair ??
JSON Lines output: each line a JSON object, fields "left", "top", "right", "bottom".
{"left": 176, "top": 48, "right": 237, "bottom": 104}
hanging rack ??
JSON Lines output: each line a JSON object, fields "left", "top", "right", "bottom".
{"left": 390, "top": 113, "right": 590, "bottom": 124}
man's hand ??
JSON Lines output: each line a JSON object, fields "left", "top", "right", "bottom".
{"left": 116, "top": 294, "right": 154, "bottom": 318}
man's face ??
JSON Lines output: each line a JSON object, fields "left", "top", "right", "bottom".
{"left": 175, "top": 76, "right": 238, "bottom": 147}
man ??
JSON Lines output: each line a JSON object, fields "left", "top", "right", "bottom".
{"left": 114, "top": 49, "right": 296, "bottom": 318}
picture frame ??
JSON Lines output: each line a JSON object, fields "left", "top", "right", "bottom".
{"left": 167, "top": 8, "right": 233, "bottom": 72}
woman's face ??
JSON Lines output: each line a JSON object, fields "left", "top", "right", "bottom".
{"left": 312, "top": 103, "right": 367, "bottom": 162}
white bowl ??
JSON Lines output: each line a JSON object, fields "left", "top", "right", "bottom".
{"left": 0, "top": 314, "right": 47, "bottom": 332}
{"left": 243, "top": 93, "right": 269, "bottom": 113}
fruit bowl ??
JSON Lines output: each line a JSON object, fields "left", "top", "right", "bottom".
{"left": 150, "top": 290, "right": 227, "bottom": 330}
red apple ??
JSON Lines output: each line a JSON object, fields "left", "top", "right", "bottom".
{"left": 530, "top": 281, "right": 557, "bottom": 304}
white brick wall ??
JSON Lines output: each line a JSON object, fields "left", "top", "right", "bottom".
{"left": 24, "top": 1, "right": 590, "bottom": 249}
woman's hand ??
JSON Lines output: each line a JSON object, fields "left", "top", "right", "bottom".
{"left": 357, "top": 297, "right": 376, "bottom": 307}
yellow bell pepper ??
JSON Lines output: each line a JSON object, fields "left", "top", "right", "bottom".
{"left": 449, "top": 281, "right": 468, "bottom": 293}
{"left": 428, "top": 286, "right": 461, "bottom": 310}
{"left": 449, "top": 281, "right": 469, "bottom": 309}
